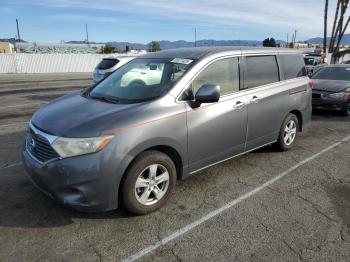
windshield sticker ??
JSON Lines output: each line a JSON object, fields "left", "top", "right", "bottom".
{"left": 171, "top": 58, "right": 193, "bottom": 65}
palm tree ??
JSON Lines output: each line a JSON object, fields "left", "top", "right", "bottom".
{"left": 328, "top": 0, "right": 350, "bottom": 62}
{"left": 334, "top": 0, "right": 349, "bottom": 54}
{"left": 329, "top": 1, "right": 340, "bottom": 52}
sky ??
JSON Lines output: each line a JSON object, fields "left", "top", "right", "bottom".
{"left": 0, "top": 0, "right": 341, "bottom": 43}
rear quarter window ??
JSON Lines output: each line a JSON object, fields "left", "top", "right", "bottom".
{"left": 279, "top": 54, "right": 306, "bottom": 80}
{"left": 97, "top": 59, "right": 119, "bottom": 70}
{"left": 245, "top": 56, "right": 279, "bottom": 88}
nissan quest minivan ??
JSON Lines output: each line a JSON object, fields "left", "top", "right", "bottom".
{"left": 22, "top": 47, "right": 312, "bottom": 215}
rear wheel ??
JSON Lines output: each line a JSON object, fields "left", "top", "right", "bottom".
{"left": 275, "top": 113, "right": 299, "bottom": 151}
{"left": 121, "top": 151, "right": 176, "bottom": 215}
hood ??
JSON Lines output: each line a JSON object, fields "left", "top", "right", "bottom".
{"left": 313, "top": 79, "right": 350, "bottom": 93}
{"left": 32, "top": 92, "right": 145, "bottom": 137}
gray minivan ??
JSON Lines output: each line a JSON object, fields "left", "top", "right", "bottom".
{"left": 22, "top": 47, "right": 312, "bottom": 215}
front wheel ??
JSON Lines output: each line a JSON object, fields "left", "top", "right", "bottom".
{"left": 275, "top": 113, "right": 299, "bottom": 151}
{"left": 121, "top": 151, "right": 177, "bottom": 215}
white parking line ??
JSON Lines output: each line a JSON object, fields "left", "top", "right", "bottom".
{"left": 0, "top": 122, "right": 29, "bottom": 128}
{"left": 0, "top": 162, "right": 22, "bottom": 171}
{"left": 2, "top": 102, "right": 45, "bottom": 109}
{"left": 122, "top": 134, "right": 350, "bottom": 262}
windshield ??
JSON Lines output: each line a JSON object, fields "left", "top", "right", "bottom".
{"left": 89, "top": 58, "right": 194, "bottom": 102}
{"left": 96, "top": 59, "right": 119, "bottom": 70}
{"left": 304, "top": 57, "right": 315, "bottom": 66}
{"left": 312, "top": 67, "right": 350, "bottom": 81}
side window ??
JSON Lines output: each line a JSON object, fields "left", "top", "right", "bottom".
{"left": 245, "top": 56, "right": 279, "bottom": 88}
{"left": 279, "top": 54, "right": 307, "bottom": 80}
{"left": 192, "top": 57, "right": 239, "bottom": 97}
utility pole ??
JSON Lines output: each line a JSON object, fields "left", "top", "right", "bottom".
{"left": 287, "top": 33, "right": 289, "bottom": 47}
{"left": 293, "top": 29, "right": 298, "bottom": 46}
{"left": 15, "top": 19, "right": 21, "bottom": 53}
{"left": 194, "top": 28, "right": 197, "bottom": 47}
{"left": 16, "top": 18, "right": 21, "bottom": 43}
{"left": 85, "top": 24, "right": 89, "bottom": 46}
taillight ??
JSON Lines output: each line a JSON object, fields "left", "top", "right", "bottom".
{"left": 104, "top": 72, "right": 112, "bottom": 78}
{"left": 308, "top": 79, "right": 314, "bottom": 89}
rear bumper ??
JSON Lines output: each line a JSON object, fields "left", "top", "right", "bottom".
{"left": 22, "top": 146, "right": 121, "bottom": 213}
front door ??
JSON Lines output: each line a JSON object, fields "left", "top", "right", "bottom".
{"left": 185, "top": 57, "right": 248, "bottom": 173}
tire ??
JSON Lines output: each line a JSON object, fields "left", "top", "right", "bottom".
{"left": 275, "top": 113, "right": 299, "bottom": 151}
{"left": 121, "top": 150, "right": 177, "bottom": 215}
{"left": 341, "top": 103, "right": 350, "bottom": 116}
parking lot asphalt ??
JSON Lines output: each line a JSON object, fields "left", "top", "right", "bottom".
{"left": 0, "top": 74, "right": 349, "bottom": 262}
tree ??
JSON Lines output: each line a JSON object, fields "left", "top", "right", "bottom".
{"left": 100, "top": 44, "right": 120, "bottom": 54}
{"left": 324, "top": 0, "right": 329, "bottom": 53}
{"left": 148, "top": 41, "right": 161, "bottom": 52}
{"left": 262, "top": 38, "right": 277, "bottom": 47}
{"left": 329, "top": 0, "right": 350, "bottom": 55}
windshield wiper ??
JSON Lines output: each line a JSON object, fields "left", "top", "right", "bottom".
{"left": 89, "top": 94, "right": 120, "bottom": 104}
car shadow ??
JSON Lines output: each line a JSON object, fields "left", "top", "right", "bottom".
{"left": 0, "top": 130, "right": 133, "bottom": 229}
{"left": 0, "top": 180, "right": 133, "bottom": 228}
{"left": 250, "top": 144, "right": 276, "bottom": 154}
{"left": 312, "top": 108, "right": 349, "bottom": 119}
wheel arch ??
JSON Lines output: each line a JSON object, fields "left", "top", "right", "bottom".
{"left": 289, "top": 109, "right": 303, "bottom": 132}
{"left": 117, "top": 140, "right": 186, "bottom": 205}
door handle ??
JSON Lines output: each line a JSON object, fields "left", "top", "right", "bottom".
{"left": 233, "top": 101, "right": 245, "bottom": 110}
{"left": 250, "top": 96, "right": 260, "bottom": 103}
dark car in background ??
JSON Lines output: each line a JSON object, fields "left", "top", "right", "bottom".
{"left": 304, "top": 55, "right": 323, "bottom": 76}
{"left": 311, "top": 65, "right": 350, "bottom": 116}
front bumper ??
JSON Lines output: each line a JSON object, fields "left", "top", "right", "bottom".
{"left": 22, "top": 145, "right": 120, "bottom": 213}
{"left": 312, "top": 99, "right": 348, "bottom": 111}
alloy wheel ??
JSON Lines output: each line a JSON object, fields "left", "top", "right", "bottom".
{"left": 283, "top": 120, "right": 297, "bottom": 146}
{"left": 134, "top": 164, "right": 170, "bottom": 206}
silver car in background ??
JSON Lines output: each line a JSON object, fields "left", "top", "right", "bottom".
{"left": 22, "top": 47, "right": 312, "bottom": 215}
{"left": 93, "top": 56, "right": 135, "bottom": 83}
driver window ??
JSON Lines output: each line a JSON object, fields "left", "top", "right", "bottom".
{"left": 192, "top": 57, "right": 239, "bottom": 97}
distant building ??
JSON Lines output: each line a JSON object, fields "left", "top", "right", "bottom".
{"left": 16, "top": 42, "right": 105, "bottom": 54}
{"left": 127, "top": 49, "right": 147, "bottom": 55}
{"left": 293, "top": 42, "right": 309, "bottom": 48}
{"left": 0, "top": 42, "right": 15, "bottom": 53}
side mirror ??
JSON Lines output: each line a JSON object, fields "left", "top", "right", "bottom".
{"left": 195, "top": 84, "right": 220, "bottom": 104}
{"left": 149, "top": 64, "right": 157, "bottom": 70}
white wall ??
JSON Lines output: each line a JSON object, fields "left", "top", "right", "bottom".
{"left": 0, "top": 53, "right": 134, "bottom": 74}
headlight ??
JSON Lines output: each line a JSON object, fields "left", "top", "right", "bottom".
{"left": 52, "top": 135, "right": 114, "bottom": 158}
{"left": 327, "top": 92, "right": 346, "bottom": 99}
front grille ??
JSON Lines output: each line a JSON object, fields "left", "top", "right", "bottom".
{"left": 27, "top": 128, "right": 60, "bottom": 162}
{"left": 312, "top": 93, "right": 322, "bottom": 98}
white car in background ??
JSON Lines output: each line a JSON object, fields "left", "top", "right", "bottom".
{"left": 93, "top": 56, "right": 135, "bottom": 83}
{"left": 121, "top": 63, "right": 164, "bottom": 87}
